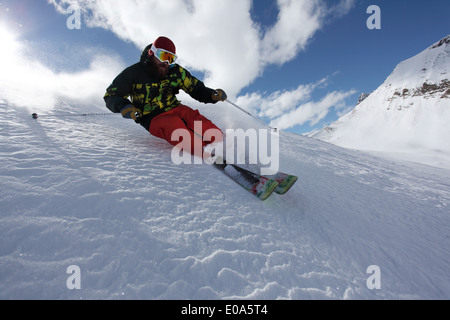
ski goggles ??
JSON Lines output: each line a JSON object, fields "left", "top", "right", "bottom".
{"left": 150, "top": 46, "right": 178, "bottom": 65}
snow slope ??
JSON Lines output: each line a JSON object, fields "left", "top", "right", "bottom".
{"left": 1, "top": 101, "right": 450, "bottom": 300}
{"left": 313, "top": 35, "right": 450, "bottom": 170}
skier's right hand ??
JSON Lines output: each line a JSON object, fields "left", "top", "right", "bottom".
{"left": 212, "top": 89, "right": 227, "bottom": 102}
{"left": 120, "top": 105, "right": 143, "bottom": 123}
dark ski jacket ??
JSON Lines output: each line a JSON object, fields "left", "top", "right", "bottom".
{"left": 104, "top": 45, "right": 217, "bottom": 130}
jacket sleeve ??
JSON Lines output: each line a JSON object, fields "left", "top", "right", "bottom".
{"left": 178, "top": 66, "right": 216, "bottom": 104}
{"left": 103, "top": 67, "right": 134, "bottom": 113}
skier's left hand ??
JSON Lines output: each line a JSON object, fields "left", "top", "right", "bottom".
{"left": 120, "top": 104, "right": 143, "bottom": 123}
{"left": 212, "top": 89, "right": 227, "bottom": 102}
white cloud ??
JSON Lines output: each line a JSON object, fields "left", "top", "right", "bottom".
{"left": 260, "top": 0, "right": 324, "bottom": 65}
{"left": 269, "top": 89, "right": 357, "bottom": 130}
{"left": 48, "top": 0, "right": 355, "bottom": 98}
{"left": 235, "top": 77, "right": 356, "bottom": 130}
{"left": 0, "top": 24, "right": 124, "bottom": 112}
{"left": 236, "top": 77, "right": 328, "bottom": 118}
{"left": 327, "top": 0, "right": 356, "bottom": 20}
{"left": 3, "top": 0, "right": 357, "bottom": 128}
{"left": 49, "top": 0, "right": 261, "bottom": 97}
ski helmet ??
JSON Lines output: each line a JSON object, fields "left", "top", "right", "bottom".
{"left": 141, "top": 36, "right": 176, "bottom": 65}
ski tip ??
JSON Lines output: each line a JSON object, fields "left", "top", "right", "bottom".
{"left": 258, "top": 180, "right": 279, "bottom": 201}
{"left": 274, "top": 175, "right": 298, "bottom": 195}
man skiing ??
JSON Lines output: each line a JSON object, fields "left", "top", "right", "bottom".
{"left": 104, "top": 36, "right": 227, "bottom": 159}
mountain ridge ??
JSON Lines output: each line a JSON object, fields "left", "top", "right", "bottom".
{"left": 312, "top": 35, "right": 450, "bottom": 169}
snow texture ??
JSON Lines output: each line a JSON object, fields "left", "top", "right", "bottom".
{"left": 1, "top": 101, "right": 449, "bottom": 300}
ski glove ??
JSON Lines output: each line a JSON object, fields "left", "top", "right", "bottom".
{"left": 212, "top": 89, "right": 227, "bottom": 102}
{"left": 120, "top": 104, "right": 143, "bottom": 122}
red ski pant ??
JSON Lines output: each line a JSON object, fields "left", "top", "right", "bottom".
{"left": 149, "top": 105, "right": 222, "bottom": 157}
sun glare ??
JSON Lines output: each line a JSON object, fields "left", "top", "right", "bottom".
{"left": 0, "top": 24, "right": 21, "bottom": 67}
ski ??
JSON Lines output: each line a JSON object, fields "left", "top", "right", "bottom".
{"left": 266, "top": 172, "right": 298, "bottom": 195}
{"left": 213, "top": 162, "right": 279, "bottom": 201}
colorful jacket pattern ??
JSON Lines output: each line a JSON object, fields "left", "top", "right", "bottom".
{"left": 104, "top": 54, "right": 216, "bottom": 129}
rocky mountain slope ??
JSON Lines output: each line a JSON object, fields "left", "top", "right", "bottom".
{"left": 313, "top": 35, "right": 450, "bottom": 169}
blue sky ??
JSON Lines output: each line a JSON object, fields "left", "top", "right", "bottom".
{"left": 1, "top": 0, "right": 449, "bottom": 134}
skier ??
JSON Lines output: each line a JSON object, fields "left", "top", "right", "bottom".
{"left": 104, "top": 36, "right": 227, "bottom": 159}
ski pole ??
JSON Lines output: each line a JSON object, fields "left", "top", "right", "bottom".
{"left": 31, "top": 112, "right": 118, "bottom": 119}
{"left": 225, "top": 99, "right": 276, "bottom": 131}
